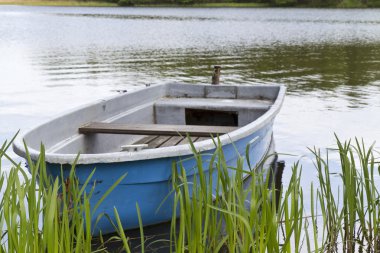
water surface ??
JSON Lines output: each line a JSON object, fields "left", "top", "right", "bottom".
{"left": 0, "top": 4, "right": 379, "bottom": 231}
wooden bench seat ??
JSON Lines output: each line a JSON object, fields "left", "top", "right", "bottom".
{"left": 79, "top": 122, "right": 237, "bottom": 137}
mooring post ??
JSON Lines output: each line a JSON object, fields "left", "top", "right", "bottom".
{"left": 211, "top": 65, "right": 221, "bottom": 85}
{"left": 274, "top": 160, "right": 285, "bottom": 212}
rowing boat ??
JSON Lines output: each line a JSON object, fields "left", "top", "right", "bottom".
{"left": 13, "top": 83, "right": 285, "bottom": 234}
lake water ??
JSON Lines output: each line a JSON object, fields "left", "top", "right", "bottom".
{"left": 0, "top": 5, "right": 379, "bottom": 242}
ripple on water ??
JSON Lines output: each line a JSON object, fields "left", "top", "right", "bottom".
{"left": 1, "top": 8, "right": 380, "bottom": 232}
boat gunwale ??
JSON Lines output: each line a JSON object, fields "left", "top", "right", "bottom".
{"left": 13, "top": 83, "right": 286, "bottom": 165}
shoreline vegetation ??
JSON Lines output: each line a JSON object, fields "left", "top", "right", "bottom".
{"left": 1, "top": 134, "right": 380, "bottom": 252}
{"left": 0, "top": 0, "right": 379, "bottom": 7}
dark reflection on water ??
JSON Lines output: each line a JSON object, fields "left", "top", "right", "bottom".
{"left": 34, "top": 43, "right": 380, "bottom": 107}
{"left": 55, "top": 13, "right": 222, "bottom": 21}
{"left": 264, "top": 18, "right": 380, "bottom": 25}
{"left": 52, "top": 12, "right": 380, "bottom": 24}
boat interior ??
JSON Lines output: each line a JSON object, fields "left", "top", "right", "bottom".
{"left": 23, "top": 84, "right": 280, "bottom": 155}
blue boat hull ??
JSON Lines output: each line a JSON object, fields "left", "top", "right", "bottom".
{"left": 45, "top": 121, "right": 274, "bottom": 235}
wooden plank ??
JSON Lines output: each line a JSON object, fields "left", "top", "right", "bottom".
{"left": 79, "top": 122, "right": 237, "bottom": 137}
{"left": 160, "top": 136, "right": 185, "bottom": 147}
{"left": 133, "top": 135, "right": 158, "bottom": 145}
{"left": 177, "top": 136, "right": 198, "bottom": 146}
{"left": 147, "top": 136, "right": 172, "bottom": 148}
{"left": 195, "top": 137, "right": 211, "bottom": 142}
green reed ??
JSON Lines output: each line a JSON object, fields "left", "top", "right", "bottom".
{"left": 169, "top": 138, "right": 304, "bottom": 253}
{"left": 0, "top": 133, "right": 130, "bottom": 253}
{"left": 307, "top": 136, "right": 380, "bottom": 253}
{"left": 1, "top": 133, "right": 379, "bottom": 252}
{"left": 169, "top": 136, "right": 380, "bottom": 253}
